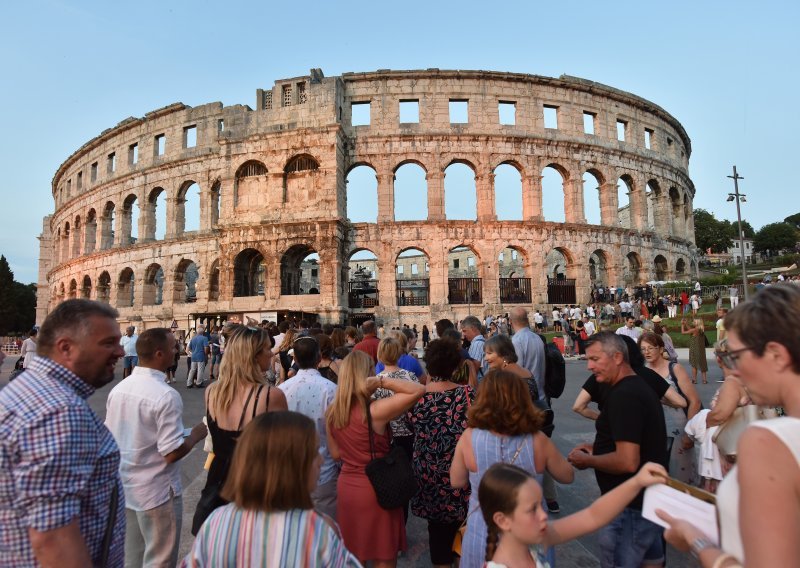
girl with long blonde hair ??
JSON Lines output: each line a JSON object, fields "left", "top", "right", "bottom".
{"left": 192, "top": 325, "right": 287, "bottom": 535}
{"left": 326, "top": 351, "right": 425, "bottom": 568}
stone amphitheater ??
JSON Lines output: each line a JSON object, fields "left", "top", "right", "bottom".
{"left": 38, "top": 68, "right": 698, "bottom": 330}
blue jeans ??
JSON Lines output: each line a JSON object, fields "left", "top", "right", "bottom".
{"left": 123, "top": 356, "right": 138, "bottom": 369}
{"left": 598, "top": 507, "right": 664, "bottom": 568}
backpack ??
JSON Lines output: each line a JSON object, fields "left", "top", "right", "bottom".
{"left": 538, "top": 334, "right": 566, "bottom": 399}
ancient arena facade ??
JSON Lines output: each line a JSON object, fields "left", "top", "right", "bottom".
{"left": 38, "top": 68, "right": 698, "bottom": 330}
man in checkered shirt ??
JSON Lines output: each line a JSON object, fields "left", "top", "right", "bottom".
{"left": 0, "top": 299, "right": 126, "bottom": 567}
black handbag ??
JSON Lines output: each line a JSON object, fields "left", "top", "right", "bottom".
{"left": 191, "top": 478, "right": 227, "bottom": 535}
{"left": 364, "top": 402, "right": 418, "bottom": 510}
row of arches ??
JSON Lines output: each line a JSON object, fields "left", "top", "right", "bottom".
{"left": 344, "top": 160, "right": 692, "bottom": 235}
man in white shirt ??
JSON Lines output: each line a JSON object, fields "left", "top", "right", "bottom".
{"left": 729, "top": 285, "right": 739, "bottom": 308}
{"left": 105, "top": 328, "right": 207, "bottom": 567}
{"left": 582, "top": 315, "right": 596, "bottom": 337}
{"left": 120, "top": 326, "right": 138, "bottom": 378}
{"left": 533, "top": 311, "right": 544, "bottom": 331}
{"left": 615, "top": 317, "right": 642, "bottom": 341}
{"left": 278, "top": 336, "right": 339, "bottom": 519}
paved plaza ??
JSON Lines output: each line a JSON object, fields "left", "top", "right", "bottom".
{"left": 0, "top": 348, "right": 719, "bottom": 567}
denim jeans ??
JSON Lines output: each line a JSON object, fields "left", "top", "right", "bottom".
{"left": 598, "top": 507, "right": 664, "bottom": 568}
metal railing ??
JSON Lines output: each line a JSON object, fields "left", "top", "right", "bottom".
{"left": 448, "top": 278, "right": 482, "bottom": 305}
{"left": 348, "top": 280, "right": 379, "bottom": 308}
{"left": 499, "top": 278, "right": 532, "bottom": 303}
{"left": 547, "top": 277, "right": 576, "bottom": 304}
{"left": 396, "top": 278, "right": 429, "bottom": 306}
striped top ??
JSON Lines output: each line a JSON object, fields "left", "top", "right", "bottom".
{"left": 183, "top": 505, "right": 362, "bottom": 567}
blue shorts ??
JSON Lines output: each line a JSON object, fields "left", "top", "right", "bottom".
{"left": 598, "top": 507, "right": 664, "bottom": 568}
{"left": 123, "top": 356, "right": 138, "bottom": 369}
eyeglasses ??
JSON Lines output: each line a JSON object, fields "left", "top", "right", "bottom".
{"left": 716, "top": 347, "right": 754, "bottom": 370}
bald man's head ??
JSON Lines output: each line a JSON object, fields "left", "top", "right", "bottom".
{"left": 510, "top": 307, "right": 529, "bottom": 330}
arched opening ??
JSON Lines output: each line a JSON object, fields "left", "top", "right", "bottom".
{"left": 347, "top": 249, "right": 379, "bottom": 308}
{"left": 68, "top": 279, "right": 78, "bottom": 299}
{"left": 122, "top": 194, "right": 138, "bottom": 245}
{"left": 81, "top": 275, "right": 92, "bottom": 299}
{"left": 498, "top": 246, "right": 531, "bottom": 303}
{"left": 654, "top": 255, "right": 669, "bottom": 281}
{"left": 117, "top": 267, "right": 135, "bottom": 308}
{"left": 646, "top": 180, "right": 660, "bottom": 231}
{"left": 281, "top": 245, "right": 319, "bottom": 295}
{"left": 676, "top": 258, "right": 687, "bottom": 279}
{"left": 589, "top": 249, "right": 609, "bottom": 287}
{"left": 97, "top": 271, "right": 111, "bottom": 303}
{"left": 283, "top": 154, "right": 320, "bottom": 203}
{"left": 209, "top": 181, "right": 221, "bottom": 228}
{"left": 494, "top": 163, "right": 523, "bottom": 221}
{"left": 209, "top": 260, "right": 220, "bottom": 301}
{"left": 669, "top": 186, "right": 682, "bottom": 235}
{"left": 62, "top": 222, "right": 71, "bottom": 261}
{"left": 143, "top": 263, "right": 164, "bottom": 306}
{"left": 617, "top": 176, "right": 633, "bottom": 229}
{"left": 101, "top": 201, "right": 115, "bottom": 249}
{"left": 58, "top": 282, "right": 65, "bottom": 303}
{"left": 582, "top": 171, "right": 603, "bottom": 225}
{"left": 396, "top": 248, "right": 429, "bottom": 306}
{"left": 175, "top": 259, "right": 199, "bottom": 303}
{"left": 346, "top": 165, "right": 378, "bottom": 223}
{"left": 541, "top": 164, "right": 567, "bottom": 222}
{"left": 233, "top": 248, "right": 266, "bottom": 297}
{"left": 393, "top": 162, "right": 427, "bottom": 221}
{"left": 546, "top": 247, "right": 576, "bottom": 304}
{"left": 444, "top": 162, "right": 477, "bottom": 220}
{"left": 72, "top": 216, "right": 82, "bottom": 257}
{"left": 84, "top": 209, "right": 97, "bottom": 254}
{"left": 179, "top": 181, "right": 201, "bottom": 233}
{"left": 234, "top": 160, "right": 268, "bottom": 209}
{"left": 448, "top": 245, "right": 481, "bottom": 305}
{"left": 624, "top": 252, "right": 642, "bottom": 286}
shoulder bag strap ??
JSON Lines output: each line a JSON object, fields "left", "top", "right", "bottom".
{"left": 364, "top": 401, "right": 377, "bottom": 460}
{"left": 237, "top": 387, "right": 257, "bottom": 431}
{"left": 509, "top": 441, "right": 524, "bottom": 465}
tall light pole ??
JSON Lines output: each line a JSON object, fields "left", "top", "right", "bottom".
{"left": 727, "top": 165, "right": 749, "bottom": 301}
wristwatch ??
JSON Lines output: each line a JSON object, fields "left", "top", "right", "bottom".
{"left": 690, "top": 537, "right": 716, "bottom": 559}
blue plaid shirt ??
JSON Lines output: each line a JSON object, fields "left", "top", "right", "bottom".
{"left": 0, "top": 356, "right": 125, "bottom": 566}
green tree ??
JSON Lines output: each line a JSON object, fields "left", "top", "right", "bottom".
{"left": 785, "top": 212, "right": 800, "bottom": 229}
{"left": 0, "top": 256, "right": 16, "bottom": 336}
{"left": 735, "top": 220, "right": 755, "bottom": 238}
{"left": 693, "top": 209, "right": 735, "bottom": 253}
{"left": 754, "top": 222, "right": 799, "bottom": 255}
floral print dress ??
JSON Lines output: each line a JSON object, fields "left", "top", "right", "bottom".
{"left": 405, "top": 385, "right": 474, "bottom": 522}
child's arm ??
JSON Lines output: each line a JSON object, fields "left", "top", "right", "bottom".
{"left": 543, "top": 462, "right": 667, "bottom": 547}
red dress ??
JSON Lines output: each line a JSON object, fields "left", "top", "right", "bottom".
{"left": 332, "top": 403, "right": 407, "bottom": 561}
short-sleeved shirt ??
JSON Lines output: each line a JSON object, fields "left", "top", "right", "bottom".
{"left": 105, "top": 365, "right": 185, "bottom": 511}
{"left": 189, "top": 334, "right": 210, "bottom": 362}
{"left": 374, "top": 368, "right": 419, "bottom": 437}
{"left": 376, "top": 353, "right": 424, "bottom": 378}
{"left": 209, "top": 333, "right": 221, "bottom": 355}
{"left": 582, "top": 369, "right": 669, "bottom": 412}
{"left": 0, "top": 356, "right": 125, "bottom": 566}
{"left": 120, "top": 334, "right": 138, "bottom": 357}
{"left": 592, "top": 375, "right": 667, "bottom": 509}
{"left": 467, "top": 335, "right": 488, "bottom": 379}
{"left": 511, "top": 327, "right": 546, "bottom": 401}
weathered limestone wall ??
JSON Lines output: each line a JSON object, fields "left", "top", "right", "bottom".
{"left": 40, "top": 69, "right": 698, "bottom": 328}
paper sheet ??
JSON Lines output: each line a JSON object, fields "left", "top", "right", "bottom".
{"left": 642, "top": 484, "right": 719, "bottom": 545}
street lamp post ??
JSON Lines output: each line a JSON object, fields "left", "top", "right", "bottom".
{"left": 727, "top": 165, "right": 749, "bottom": 302}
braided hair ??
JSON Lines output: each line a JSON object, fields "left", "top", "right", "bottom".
{"left": 479, "top": 462, "right": 537, "bottom": 562}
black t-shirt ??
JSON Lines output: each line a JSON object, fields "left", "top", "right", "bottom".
{"left": 592, "top": 375, "right": 667, "bottom": 509}
{"left": 582, "top": 367, "right": 669, "bottom": 413}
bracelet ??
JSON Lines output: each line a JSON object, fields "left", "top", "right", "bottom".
{"left": 379, "top": 377, "right": 384, "bottom": 389}
{"left": 710, "top": 553, "right": 741, "bottom": 568}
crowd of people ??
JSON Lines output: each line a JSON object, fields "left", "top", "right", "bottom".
{"left": 0, "top": 281, "right": 798, "bottom": 567}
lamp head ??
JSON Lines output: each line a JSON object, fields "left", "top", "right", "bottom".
{"left": 740, "top": 196, "right": 746, "bottom": 202}
{"left": 727, "top": 195, "right": 735, "bottom": 202}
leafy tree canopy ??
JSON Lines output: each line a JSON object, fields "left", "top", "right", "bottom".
{"left": 693, "top": 209, "right": 735, "bottom": 253}
{"left": 0, "top": 255, "right": 36, "bottom": 336}
{"left": 754, "top": 222, "right": 800, "bottom": 254}
{"left": 784, "top": 212, "right": 800, "bottom": 229}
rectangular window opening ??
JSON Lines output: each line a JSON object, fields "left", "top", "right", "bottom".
{"left": 263, "top": 91, "right": 273, "bottom": 110}
{"left": 155, "top": 134, "right": 166, "bottom": 156}
{"left": 282, "top": 84, "right": 292, "bottom": 107}
{"left": 667, "top": 137, "right": 673, "bottom": 147}
{"left": 351, "top": 102, "right": 371, "bottom": 126}
{"left": 543, "top": 105, "right": 558, "bottom": 129}
{"left": 468, "top": 256, "right": 475, "bottom": 267}
{"left": 107, "top": 152, "right": 116, "bottom": 174}
{"left": 616, "top": 120, "right": 627, "bottom": 141}
{"left": 583, "top": 112, "right": 596, "bottom": 135}
{"left": 77, "top": 171, "right": 83, "bottom": 190}
{"left": 218, "top": 119, "right": 224, "bottom": 133}
{"left": 129, "top": 143, "right": 138, "bottom": 165}
{"left": 184, "top": 125, "right": 197, "bottom": 148}
{"left": 411, "top": 263, "right": 419, "bottom": 275}
{"left": 66, "top": 179, "right": 71, "bottom": 194}
{"left": 644, "top": 128, "right": 653, "bottom": 150}
{"left": 453, "top": 259, "right": 460, "bottom": 269}
{"left": 499, "top": 101, "right": 516, "bottom": 125}
{"left": 399, "top": 99, "right": 419, "bottom": 123}
{"left": 91, "top": 162, "right": 98, "bottom": 182}
{"left": 449, "top": 99, "right": 469, "bottom": 124}
{"left": 397, "top": 265, "right": 404, "bottom": 275}
{"left": 297, "top": 82, "right": 307, "bottom": 104}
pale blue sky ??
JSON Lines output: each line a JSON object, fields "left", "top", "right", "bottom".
{"left": 2, "top": 0, "right": 798, "bottom": 283}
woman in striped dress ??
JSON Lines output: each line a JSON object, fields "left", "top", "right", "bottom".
{"left": 183, "top": 411, "right": 361, "bottom": 567}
